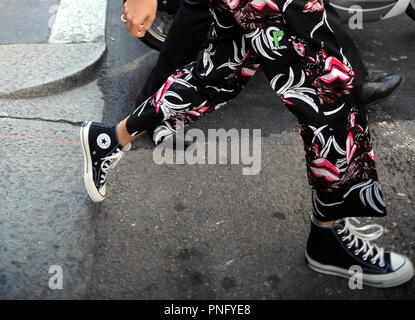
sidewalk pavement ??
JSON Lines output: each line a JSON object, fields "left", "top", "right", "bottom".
{"left": 0, "top": 0, "right": 108, "bottom": 299}
{"left": 0, "top": 0, "right": 60, "bottom": 45}
{"left": 0, "top": 0, "right": 107, "bottom": 99}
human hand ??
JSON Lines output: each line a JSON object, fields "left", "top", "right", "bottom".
{"left": 122, "top": 0, "right": 158, "bottom": 38}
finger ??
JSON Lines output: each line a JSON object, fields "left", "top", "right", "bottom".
{"left": 136, "top": 15, "right": 154, "bottom": 38}
{"left": 136, "top": 22, "right": 146, "bottom": 38}
{"left": 142, "top": 15, "right": 155, "bottom": 33}
{"left": 130, "top": 18, "right": 145, "bottom": 38}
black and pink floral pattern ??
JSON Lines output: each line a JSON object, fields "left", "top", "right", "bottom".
{"left": 303, "top": 0, "right": 325, "bottom": 12}
{"left": 126, "top": 0, "right": 384, "bottom": 221}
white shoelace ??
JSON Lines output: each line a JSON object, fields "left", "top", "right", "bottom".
{"left": 99, "top": 148, "right": 124, "bottom": 184}
{"left": 337, "top": 218, "right": 386, "bottom": 267}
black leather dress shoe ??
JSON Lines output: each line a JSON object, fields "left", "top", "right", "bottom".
{"left": 361, "top": 74, "right": 403, "bottom": 107}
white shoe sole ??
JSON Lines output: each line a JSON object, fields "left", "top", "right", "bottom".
{"left": 306, "top": 251, "right": 414, "bottom": 288}
{"left": 80, "top": 121, "right": 105, "bottom": 202}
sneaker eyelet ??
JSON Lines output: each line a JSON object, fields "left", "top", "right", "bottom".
{"left": 94, "top": 162, "right": 98, "bottom": 165}
{"left": 341, "top": 236, "right": 346, "bottom": 241}
{"left": 379, "top": 262, "right": 385, "bottom": 268}
{"left": 337, "top": 230, "right": 342, "bottom": 234}
{"left": 362, "top": 256, "right": 368, "bottom": 261}
{"left": 93, "top": 151, "right": 96, "bottom": 155}
{"left": 354, "top": 250, "right": 359, "bottom": 255}
{"left": 347, "top": 243, "right": 352, "bottom": 249}
{"left": 370, "top": 258, "right": 376, "bottom": 264}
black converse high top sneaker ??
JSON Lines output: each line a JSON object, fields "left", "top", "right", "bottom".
{"left": 80, "top": 121, "right": 130, "bottom": 202}
{"left": 306, "top": 216, "right": 414, "bottom": 288}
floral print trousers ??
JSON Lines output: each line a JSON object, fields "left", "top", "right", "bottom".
{"left": 125, "top": 0, "right": 386, "bottom": 221}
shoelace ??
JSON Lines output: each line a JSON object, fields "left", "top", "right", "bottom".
{"left": 337, "top": 218, "right": 386, "bottom": 267}
{"left": 99, "top": 148, "right": 124, "bottom": 184}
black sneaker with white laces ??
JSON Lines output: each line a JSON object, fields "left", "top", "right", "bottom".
{"left": 306, "top": 216, "right": 414, "bottom": 288}
{"left": 80, "top": 121, "right": 130, "bottom": 202}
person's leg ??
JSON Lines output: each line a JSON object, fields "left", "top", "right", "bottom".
{"left": 81, "top": 6, "right": 259, "bottom": 201}
{"left": 136, "top": 0, "right": 212, "bottom": 105}
{"left": 245, "top": 22, "right": 377, "bottom": 223}
{"left": 122, "top": 18, "right": 259, "bottom": 144}
{"left": 228, "top": 0, "right": 413, "bottom": 287}
{"left": 134, "top": 0, "right": 212, "bottom": 145}
{"left": 82, "top": 0, "right": 413, "bottom": 286}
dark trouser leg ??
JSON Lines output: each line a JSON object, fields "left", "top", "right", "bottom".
{"left": 136, "top": 0, "right": 212, "bottom": 106}
{"left": 127, "top": 0, "right": 387, "bottom": 221}
{"left": 231, "top": 0, "right": 386, "bottom": 221}
{"left": 126, "top": 8, "right": 259, "bottom": 138}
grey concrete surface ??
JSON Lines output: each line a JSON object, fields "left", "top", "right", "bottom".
{"left": 0, "top": 0, "right": 60, "bottom": 45}
{"left": 0, "top": 118, "right": 97, "bottom": 299}
{"left": 89, "top": 0, "right": 415, "bottom": 299}
{"left": 0, "top": 82, "right": 105, "bottom": 299}
{"left": 0, "top": 81, "right": 106, "bottom": 124}
{"left": 0, "top": 43, "right": 105, "bottom": 99}
{"left": 0, "top": 0, "right": 107, "bottom": 299}
{"left": 49, "top": 0, "right": 107, "bottom": 44}
{"left": 0, "top": 0, "right": 107, "bottom": 99}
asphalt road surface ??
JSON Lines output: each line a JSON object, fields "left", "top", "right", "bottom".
{"left": 90, "top": 2, "right": 415, "bottom": 299}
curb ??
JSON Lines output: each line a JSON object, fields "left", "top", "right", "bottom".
{"left": 49, "top": 0, "right": 107, "bottom": 44}
{"left": 0, "top": 43, "right": 106, "bottom": 99}
{"left": 0, "top": 0, "right": 107, "bottom": 99}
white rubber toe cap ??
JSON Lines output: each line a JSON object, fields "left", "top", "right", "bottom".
{"left": 390, "top": 252, "right": 406, "bottom": 271}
